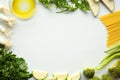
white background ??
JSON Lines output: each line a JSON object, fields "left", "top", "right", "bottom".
{"left": 2, "top": 0, "right": 120, "bottom": 80}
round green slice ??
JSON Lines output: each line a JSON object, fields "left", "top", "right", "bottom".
{"left": 32, "top": 70, "right": 48, "bottom": 80}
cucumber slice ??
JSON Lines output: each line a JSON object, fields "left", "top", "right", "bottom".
{"left": 53, "top": 73, "right": 68, "bottom": 80}
{"left": 32, "top": 70, "right": 48, "bottom": 80}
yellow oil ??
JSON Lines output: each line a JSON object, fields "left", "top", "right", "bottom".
{"left": 10, "top": 0, "right": 36, "bottom": 19}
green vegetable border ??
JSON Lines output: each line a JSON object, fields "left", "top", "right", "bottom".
{"left": 1, "top": 0, "right": 120, "bottom": 80}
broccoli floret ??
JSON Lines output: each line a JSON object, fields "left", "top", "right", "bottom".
{"left": 101, "top": 74, "right": 113, "bottom": 80}
{"left": 83, "top": 68, "right": 95, "bottom": 78}
{"left": 89, "top": 76, "right": 100, "bottom": 80}
{"left": 108, "top": 60, "right": 120, "bottom": 78}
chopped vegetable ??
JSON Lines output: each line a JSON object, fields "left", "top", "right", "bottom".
{"left": 32, "top": 70, "right": 48, "bottom": 80}
{"left": 87, "top": 0, "right": 99, "bottom": 16}
{"left": 100, "top": 43, "right": 120, "bottom": 64}
{"left": 108, "top": 60, "right": 120, "bottom": 78}
{"left": 0, "top": 44, "right": 32, "bottom": 80}
{"left": 96, "top": 43, "right": 120, "bottom": 70}
{"left": 71, "top": 72, "right": 81, "bottom": 80}
{"left": 44, "top": 77, "right": 56, "bottom": 80}
{"left": 101, "top": 74, "right": 113, "bottom": 80}
{"left": 83, "top": 68, "right": 95, "bottom": 78}
{"left": 101, "top": 0, "right": 114, "bottom": 12}
{"left": 0, "top": 24, "right": 9, "bottom": 36}
{"left": 39, "top": 0, "right": 90, "bottom": 13}
{"left": 0, "top": 35, "right": 11, "bottom": 47}
{"left": 96, "top": 53, "right": 120, "bottom": 70}
{"left": 53, "top": 73, "right": 68, "bottom": 80}
{"left": 0, "top": 13, "right": 15, "bottom": 27}
{"left": 93, "top": 0, "right": 99, "bottom": 3}
{"left": 67, "top": 72, "right": 81, "bottom": 80}
{"left": 0, "top": 6, "right": 10, "bottom": 15}
{"left": 67, "top": 76, "right": 72, "bottom": 80}
{"left": 89, "top": 76, "right": 100, "bottom": 80}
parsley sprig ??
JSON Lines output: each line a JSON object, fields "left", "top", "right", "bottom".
{"left": 39, "top": 0, "right": 90, "bottom": 12}
{"left": 0, "top": 44, "right": 32, "bottom": 80}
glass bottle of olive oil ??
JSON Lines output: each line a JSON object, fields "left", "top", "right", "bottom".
{"left": 10, "top": 0, "right": 36, "bottom": 19}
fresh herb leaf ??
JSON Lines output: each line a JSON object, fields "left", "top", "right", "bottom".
{"left": 79, "top": 0, "right": 90, "bottom": 11}
{"left": 0, "top": 44, "right": 32, "bottom": 80}
{"left": 39, "top": 0, "right": 90, "bottom": 12}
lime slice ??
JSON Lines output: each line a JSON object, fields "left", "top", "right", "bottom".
{"left": 32, "top": 70, "right": 48, "bottom": 80}
{"left": 44, "top": 77, "right": 56, "bottom": 80}
{"left": 53, "top": 73, "right": 68, "bottom": 80}
{"left": 71, "top": 72, "right": 81, "bottom": 80}
{"left": 67, "top": 76, "right": 72, "bottom": 80}
{"left": 93, "top": 0, "right": 99, "bottom": 2}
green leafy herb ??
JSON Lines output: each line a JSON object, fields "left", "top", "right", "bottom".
{"left": 0, "top": 44, "right": 32, "bottom": 80}
{"left": 39, "top": 0, "right": 90, "bottom": 12}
